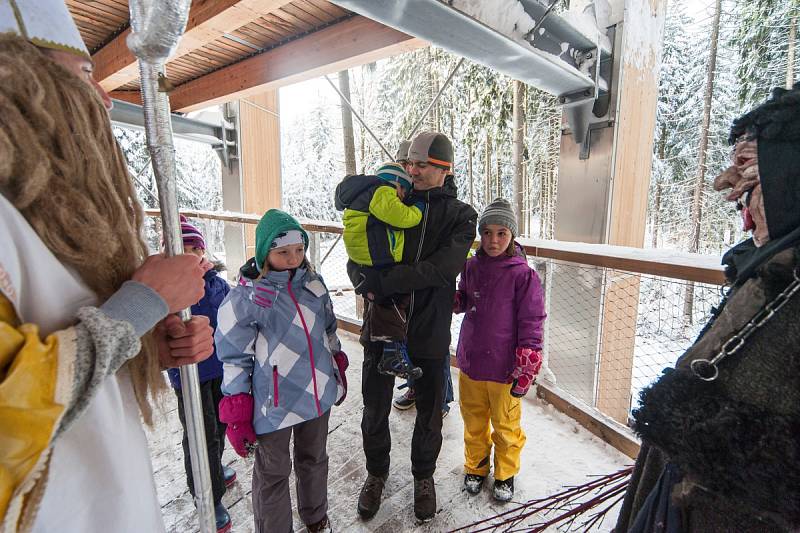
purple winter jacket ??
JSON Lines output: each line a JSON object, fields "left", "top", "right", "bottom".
{"left": 455, "top": 244, "right": 546, "bottom": 383}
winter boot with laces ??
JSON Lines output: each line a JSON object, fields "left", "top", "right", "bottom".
{"left": 378, "top": 342, "right": 423, "bottom": 380}
{"left": 357, "top": 473, "right": 388, "bottom": 519}
{"left": 464, "top": 474, "right": 485, "bottom": 495}
{"left": 493, "top": 476, "right": 514, "bottom": 502}
{"left": 413, "top": 476, "right": 437, "bottom": 522}
{"left": 307, "top": 514, "right": 333, "bottom": 533}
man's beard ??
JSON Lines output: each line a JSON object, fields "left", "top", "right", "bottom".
{"left": 0, "top": 34, "right": 165, "bottom": 424}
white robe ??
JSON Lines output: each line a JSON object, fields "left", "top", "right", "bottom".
{"left": 0, "top": 194, "right": 165, "bottom": 533}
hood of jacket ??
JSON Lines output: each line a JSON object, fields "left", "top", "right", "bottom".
{"left": 334, "top": 174, "right": 382, "bottom": 211}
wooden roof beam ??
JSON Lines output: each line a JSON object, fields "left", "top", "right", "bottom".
{"left": 93, "top": 0, "right": 294, "bottom": 91}
{"left": 168, "top": 15, "right": 426, "bottom": 112}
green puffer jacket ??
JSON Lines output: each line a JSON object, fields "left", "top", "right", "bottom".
{"left": 334, "top": 174, "right": 423, "bottom": 267}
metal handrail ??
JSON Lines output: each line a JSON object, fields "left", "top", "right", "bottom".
{"left": 144, "top": 208, "right": 726, "bottom": 285}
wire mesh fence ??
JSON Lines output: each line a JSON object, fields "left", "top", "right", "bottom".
{"left": 532, "top": 256, "right": 724, "bottom": 423}
{"left": 146, "top": 213, "right": 725, "bottom": 427}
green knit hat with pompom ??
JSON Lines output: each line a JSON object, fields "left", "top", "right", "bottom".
{"left": 255, "top": 209, "right": 309, "bottom": 269}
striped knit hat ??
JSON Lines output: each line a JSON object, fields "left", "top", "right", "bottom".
{"left": 180, "top": 215, "right": 206, "bottom": 250}
{"left": 408, "top": 132, "right": 454, "bottom": 170}
{"left": 376, "top": 162, "right": 412, "bottom": 190}
{"left": 479, "top": 198, "right": 518, "bottom": 236}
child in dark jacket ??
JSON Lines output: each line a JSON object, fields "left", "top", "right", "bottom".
{"left": 335, "top": 162, "right": 424, "bottom": 380}
{"left": 453, "top": 199, "right": 546, "bottom": 502}
{"left": 166, "top": 216, "right": 233, "bottom": 533}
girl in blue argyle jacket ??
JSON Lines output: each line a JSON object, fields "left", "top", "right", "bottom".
{"left": 215, "top": 209, "right": 348, "bottom": 533}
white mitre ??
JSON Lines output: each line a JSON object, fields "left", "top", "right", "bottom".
{"left": 0, "top": 0, "right": 88, "bottom": 57}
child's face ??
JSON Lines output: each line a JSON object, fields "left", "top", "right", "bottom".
{"left": 183, "top": 244, "right": 205, "bottom": 258}
{"left": 267, "top": 243, "right": 305, "bottom": 271}
{"left": 481, "top": 224, "right": 513, "bottom": 257}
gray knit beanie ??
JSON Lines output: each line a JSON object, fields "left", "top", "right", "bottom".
{"left": 479, "top": 198, "right": 518, "bottom": 236}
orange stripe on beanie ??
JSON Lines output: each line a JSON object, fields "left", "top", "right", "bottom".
{"left": 408, "top": 132, "right": 454, "bottom": 170}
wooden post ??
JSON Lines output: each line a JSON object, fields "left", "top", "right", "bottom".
{"left": 239, "top": 90, "right": 282, "bottom": 260}
{"left": 597, "top": 0, "right": 668, "bottom": 423}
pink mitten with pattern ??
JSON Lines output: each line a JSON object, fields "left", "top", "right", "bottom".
{"left": 510, "top": 348, "right": 543, "bottom": 398}
{"left": 219, "top": 393, "right": 257, "bottom": 457}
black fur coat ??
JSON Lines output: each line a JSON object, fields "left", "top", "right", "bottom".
{"left": 616, "top": 247, "right": 800, "bottom": 532}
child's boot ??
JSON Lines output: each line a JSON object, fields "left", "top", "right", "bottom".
{"left": 392, "top": 387, "right": 416, "bottom": 410}
{"left": 215, "top": 502, "right": 232, "bottom": 533}
{"left": 378, "top": 342, "right": 423, "bottom": 380}
{"left": 464, "top": 474, "right": 485, "bottom": 495}
{"left": 492, "top": 477, "right": 514, "bottom": 502}
{"left": 222, "top": 465, "right": 236, "bottom": 487}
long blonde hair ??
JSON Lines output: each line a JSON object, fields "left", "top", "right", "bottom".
{"left": 0, "top": 35, "right": 165, "bottom": 424}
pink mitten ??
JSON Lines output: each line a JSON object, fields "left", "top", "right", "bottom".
{"left": 333, "top": 351, "right": 349, "bottom": 405}
{"left": 219, "top": 394, "right": 257, "bottom": 457}
{"left": 510, "top": 348, "right": 543, "bottom": 398}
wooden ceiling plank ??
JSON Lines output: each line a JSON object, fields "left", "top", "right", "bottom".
{"left": 240, "top": 20, "right": 290, "bottom": 42}
{"left": 94, "top": 0, "right": 295, "bottom": 91}
{"left": 75, "top": 3, "right": 128, "bottom": 25}
{"left": 301, "top": 0, "right": 346, "bottom": 20}
{"left": 280, "top": 3, "right": 327, "bottom": 27}
{"left": 206, "top": 37, "right": 252, "bottom": 55}
{"left": 169, "top": 15, "right": 426, "bottom": 112}
{"left": 256, "top": 13, "right": 300, "bottom": 35}
{"left": 267, "top": 8, "right": 316, "bottom": 33}
{"left": 231, "top": 27, "right": 278, "bottom": 48}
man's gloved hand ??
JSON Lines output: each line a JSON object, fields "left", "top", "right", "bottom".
{"left": 219, "top": 393, "right": 257, "bottom": 457}
{"left": 333, "top": 351, "right": 349, "bottom": 405}
{"left": 510, "top": 347, "right": 543, "bottom": 398}
{"left": 354, "top": 267, "right": 382, "bottom": 298}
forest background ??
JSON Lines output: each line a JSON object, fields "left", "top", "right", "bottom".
{"left": 117, "top": 0, "right": 799, "bottom": 257}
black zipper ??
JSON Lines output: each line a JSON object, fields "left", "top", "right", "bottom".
{"left": 407, "top": 190, "right": 430, "bottom": 330}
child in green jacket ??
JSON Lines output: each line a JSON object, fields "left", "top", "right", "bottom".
{"left": 334, "top": 162, "right": 424, "bottom": 380}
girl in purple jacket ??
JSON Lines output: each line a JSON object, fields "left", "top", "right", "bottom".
{"left": 454, "top": 198, "right": 546, "bottom": 502}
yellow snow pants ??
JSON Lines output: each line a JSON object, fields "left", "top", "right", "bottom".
{"left": 459, "top": 372, "right": 526, "bottom": 481}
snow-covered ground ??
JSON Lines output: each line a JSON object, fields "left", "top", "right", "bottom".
{"left": 146, "top": 332, "right": 630, "bottom": 532}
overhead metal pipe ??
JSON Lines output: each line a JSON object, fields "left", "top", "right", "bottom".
{"left": 127, "top": 1, "right": 216, "bottom": 532}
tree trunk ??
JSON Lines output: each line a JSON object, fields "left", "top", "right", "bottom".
{"left": 485, "top": 132, "right": 492, "bottom": 205}
{"left": 652, "top": 181, "right": 662, "bottom": 248}
{"left": 788, "top": 15, "right": 797, "bottom": 89}
{"left": 684, "top": 0, "right": 722, "bottom": 327}
{"left": 468, "top": 139, "right": 474, "bottom": 205}
{"left": 496, "top": 141, "right": 502, "bottom": 199}
{"left": 338, "top": 70, "right": 357, "bottom": 176}
{"left": 522, "top": 119, "right": 529, "bottom": 236}
{"left": 512, "top": 80, "right": 525, "bottom": 230}
{"left": 653, "top": 123, "right": 667, "bottom": 248}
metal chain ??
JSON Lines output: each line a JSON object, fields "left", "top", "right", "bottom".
{"left": 691, "top": 266, "right": 800, "bottom": 381}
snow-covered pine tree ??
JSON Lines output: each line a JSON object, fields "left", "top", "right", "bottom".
{"left": 732, "top": 0, "right": 800, "bottom": 105}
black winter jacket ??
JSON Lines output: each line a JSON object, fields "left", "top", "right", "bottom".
{"left": 375, "top": 177, "right": 477, "bottom": 359}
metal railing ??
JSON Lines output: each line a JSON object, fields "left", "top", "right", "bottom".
{"left": 145, "top": 209, "right": 726, "bottom": 432}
